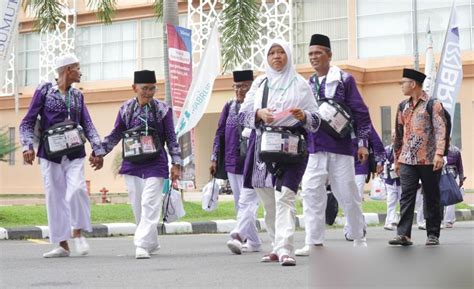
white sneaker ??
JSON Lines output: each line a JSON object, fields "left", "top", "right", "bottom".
{"left": 135, "top": 247, "right": 150, "bottom": 259}
{"left": 353, "top": 238, "right": 368, "bottom": 247}
{"left": 295, "top": 245, "right": 310, "bottom": 256}
{"left": 74, "top": 236, "right": 90, "bottom": 256}
{"left": 241, "top": 243, "right": 261, "bottom": 253}
{"left": 148, "top": 244, "right": 161, "bottom": 255}
{"left": 43, "top": 247, "right": 70, "bottom": 258}
{"left": 226, "top": 239, "right": 242, "bottom": 255}
{"left": 384, "top": 224, "right": 396, "bottom": 231}
{"left": 418, "top": 224, "right": 426, "bottom": 230}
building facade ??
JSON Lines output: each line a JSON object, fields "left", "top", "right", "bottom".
{"left": 1, "top": 0, "right": 473, "bottom": 194}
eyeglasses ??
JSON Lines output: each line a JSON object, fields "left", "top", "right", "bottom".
{"left": 232, "top": 84, "right": 250, "bottom": 91}
{"left": 138, "top": 85, "right": 157, "bottom": 92}
{"left": 398, "top": 80, "right": 414, "bottom": 86}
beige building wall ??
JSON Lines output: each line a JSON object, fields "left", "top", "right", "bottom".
{"left": 1, "top": 2, "right": 473, "bottom": 195}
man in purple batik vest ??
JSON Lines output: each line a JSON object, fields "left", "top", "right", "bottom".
{"left": 101, "top": 70, "right": 182, "bottom": 259}
{"left": 19, "top": 54, "right": 105, "bottom": 258}
{"left": 210, "top": 70, "right": 262, "bottom": 255}
{"left": 296, "top": 34, "right": 371, "bottom": 256}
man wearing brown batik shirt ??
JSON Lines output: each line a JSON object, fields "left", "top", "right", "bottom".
{"left": 388, "top": 68, "right": 447, "bottom": 247}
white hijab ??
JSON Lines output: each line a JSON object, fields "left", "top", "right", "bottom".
{"left": 241, "top": 39, "right": 317, "bottom": 127}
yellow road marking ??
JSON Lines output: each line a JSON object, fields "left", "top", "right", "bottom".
{"left": 27, "top": 239, "right": 49, "bottom": 245}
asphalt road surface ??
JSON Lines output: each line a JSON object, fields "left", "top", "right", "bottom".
{"left": 1, "top": 222, "right": 473, "bottom": 289}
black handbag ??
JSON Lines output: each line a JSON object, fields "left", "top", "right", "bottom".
{"left": 317, "top": 98, "right": 353, "bottom": 139}
{"left": 43, "top": 119, "right": 86, "bottom": 158}
{"left": 257, "top": 79, "right": 308, "bottom": 165}
{"left": 258, "top": 126, "right": 307, "bottom": 164}
{"left": 214, "top": 135, "right": 228, "bottom": 180}
{"left": 43, "top": 91, "right": 86, "bottom": 158}
{"left": 439, "top": 168, "right": 463, "bottom": 206}
{"left": 311, "top": 73, "right": 353, "bottom": 139}
{"left": 122, "top": 100, "right": 162, "bottom": 163}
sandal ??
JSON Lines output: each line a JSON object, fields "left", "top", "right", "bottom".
{"left": 260, "top": 253, "right": 279, "bottom": 263}
{"left": 280, "top": 255, "right": 296, "bottom": 266}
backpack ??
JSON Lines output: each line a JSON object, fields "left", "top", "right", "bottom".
{"left": 398, "top": 98, "right": 451, "bottom": 156}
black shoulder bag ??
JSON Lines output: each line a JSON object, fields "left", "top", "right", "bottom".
{"left": 43, "top": 89, "right": 86, "bottom": 158}
{"left": 122, "top": 100, "right": 162, "bottom": 163}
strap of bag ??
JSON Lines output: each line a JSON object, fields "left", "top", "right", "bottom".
{"left": 208, "top": 178, "right": 217, "bottom": 209}
{"left": 261, "top": 78, "right": 269, "bottom": 109}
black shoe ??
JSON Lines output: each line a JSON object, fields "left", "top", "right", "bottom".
{"left": 388, "top": 235, "right": 413, "bottom": 246}
{"left": 425, "top": 235, "right": 439, "bottom": 246}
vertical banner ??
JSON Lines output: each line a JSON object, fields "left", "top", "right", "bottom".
{"left": 423, "top": 19, "right": 436, "bottom": 98}
{"left": 166, "top": 24, "right": 193, "bottom": 117}
{"left": 0, "top": 0, "right": 20, "bottom": 88}
{"left": 432, "top": 1, "right": 463, "bottom": 123}
{"left": 166, "top": 24, "right": 195, "bottom": 190}
{"left": 175, "top": 21, "right": 221, "bottom": 139}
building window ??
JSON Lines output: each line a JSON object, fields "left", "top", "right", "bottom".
{"left": 141, "top": 18, "right": 165, "bottom": 79}
{"left": 293, "top": 0, "right": 348, "bottom": 64}
{"left": 416, "top": 0, "right": 473, "bottom": 53}
{"left": 8, "top": 127, "right": 15, "bottom": 165}
{"left": 17, "top": 32, "right": 40, "bottom": 87}
{"left": 75, "top": 21, "right": 137, "bottom": 81}
{"left": 141, "top": 15, "right": 188, "bottom": 79}
{"left": 452, "top": 103, "right": 461, "bottom": 149}
{"left": 357, "top": 0, "right": 473, "bottom": 58}
{"left": 381, "top": 106, "right": 392, "bottom": 146}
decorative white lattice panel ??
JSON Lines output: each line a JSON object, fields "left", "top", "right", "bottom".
{"left": 187, "top": 0, "right": 292, "bottom": 72}
{"left": 1, "top": 51, "right": 15, "bottom": 97}
{"left": 238, "top": 0, "right": 292, "bottom": 72}
{"left": 39, "top": 0, "right": 77, "bottom": 83}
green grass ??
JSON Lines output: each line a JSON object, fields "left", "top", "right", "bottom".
{"left": 0, "top": 200, "right": 471, "bottom": 228}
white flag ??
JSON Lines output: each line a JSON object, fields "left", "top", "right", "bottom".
{"left": 432, "top": 1, "right": 463, "bottom": 121}
{"left": 175, "top": 21, "right": 221, "bottom": 139}
{"left": 423, "top": 19, "right": 436, "bottom": 98}
{"left": 0, "top": 1, "right": 21, "bottom": 88}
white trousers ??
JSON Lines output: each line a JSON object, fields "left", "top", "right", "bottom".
{"left": 255, "top": 186, "right": 296, "bottom": 257}
{"left": 227, "top": 173, "right": 243, "bottom": 214}
{"left": 443, "top": 205, "right": 456, "bottom": 223}
{"left": 355, "top": 174, "right": 367, "bottom": 200}
{"left": 39, "top": 157, "right": 91, "bottom": 244}
{"left": 385, "top": 183, "right": 401, "bottom": 226}
{"left": 342, "top": 174, "right": 368, "bottom": 237}
{"left": 301, "top": 152, "right": 365, "bottom": 245}
{"left": 124, "top": 175, "right": 164, "bottom": 250}
{"left": 415, "top": 188, "right": 425, "bottom": 225}
{"left": 230, "top": 187, "right": 261, "bottom": 247}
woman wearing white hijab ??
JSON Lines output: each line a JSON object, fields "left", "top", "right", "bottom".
{"left": 239, "top": 39, "right": 320, "bottom": 266}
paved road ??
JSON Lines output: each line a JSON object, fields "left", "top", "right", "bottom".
{"left": 1, "top": 223, "right": 473, "bottom": 289}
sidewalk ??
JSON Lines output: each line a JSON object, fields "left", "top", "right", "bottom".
{"left": 2, "top": 208, "right": 474, "bottom": 240}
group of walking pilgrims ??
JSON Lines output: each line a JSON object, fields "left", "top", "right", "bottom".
{"left": 19, "top": 33, "right": 463, "bottom": 266}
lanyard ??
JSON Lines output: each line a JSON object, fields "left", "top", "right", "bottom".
{"left": 311, "top": 75, "right": 321, "bottom": 100}
{"left": 137, "top": 104, "right": 150, "bottom": 135}
{"left": 58, "top": 89, "right": 72, "bottom": 119}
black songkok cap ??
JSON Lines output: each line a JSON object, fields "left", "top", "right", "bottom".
{"left": 134, "top": 70, "right": 156, "bottom": 84}
{"left": 309, "top": 34, "right": 331, "bottom": 49}
{"left": 233, "top": 70, "right": 254, "bottom": 82}
{"left": 402, "top": 68, "right": 426, "bottom": 83}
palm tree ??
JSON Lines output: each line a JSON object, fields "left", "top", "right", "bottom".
{"left": 0, "top": 128, "right": 16, "bottom": 162}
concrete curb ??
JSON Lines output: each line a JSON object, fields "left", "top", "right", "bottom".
{"left": 1, "top": 209, "right": 473, "bottom": 240}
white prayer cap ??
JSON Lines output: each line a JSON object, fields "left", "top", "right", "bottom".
{"left": 54, "top": 54, "right": 80, "bottom": 70}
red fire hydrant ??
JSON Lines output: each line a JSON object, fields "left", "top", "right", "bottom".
{"left": 100, "top": 187, "right": 109, "bottom": 204}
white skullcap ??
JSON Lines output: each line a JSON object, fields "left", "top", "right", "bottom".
{"left": 54, "top": 54, "right": 80, "bottom": 70}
